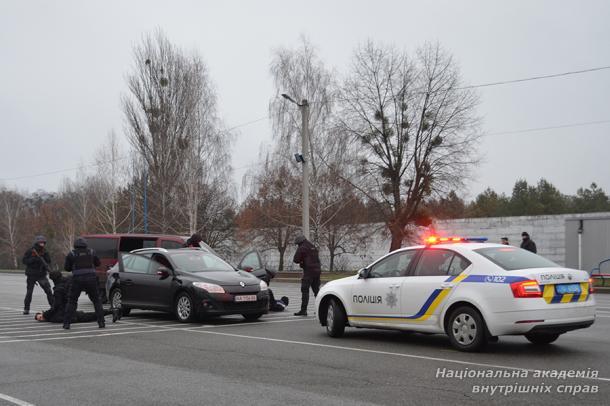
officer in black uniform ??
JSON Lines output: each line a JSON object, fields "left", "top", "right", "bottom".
{"left": 22, "top": 235, "right": 54, "bottom": 314}
{"left": 63, "top": 237, "right": 105, "bottom": 329}
{"left": 292, "top": 235, "right": 322, "bottom": 316}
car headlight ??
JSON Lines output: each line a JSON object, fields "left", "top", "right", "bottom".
{"left": 259, "top": 280, "right": 268, "bottom": 291}
{"left": 192, "top": 282, "right": 225, "bottom": 293}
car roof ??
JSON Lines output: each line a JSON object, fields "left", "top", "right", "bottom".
{"left": 130, "top": 247, "right": 211, "bottom": 254}
{"left": 83, "top": 233, "right": 186, "bottom": 240}
{"left": 395, "top": 242, "right": 507, "bottom": 252}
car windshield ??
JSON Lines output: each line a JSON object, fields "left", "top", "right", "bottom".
{"left": 474, "top": 247, "right": 558, "bottom": 271}
{"left": 169, "top": 251, "right": 235, "bottom": 273}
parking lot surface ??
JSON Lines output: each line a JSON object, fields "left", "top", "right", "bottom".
{"left": 1, "top": 273, "right": 609, "bottom": 405}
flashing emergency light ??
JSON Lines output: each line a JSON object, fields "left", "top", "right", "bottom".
{"left": 424, "top": 236, "right": 488, "bottom": 245}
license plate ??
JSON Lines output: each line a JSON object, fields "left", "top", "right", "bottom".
{"left": 235, "top": 295, "right": 257, "bottom": 302}
{"left": 555, "top": 283, "right": 581, "bottom": 295}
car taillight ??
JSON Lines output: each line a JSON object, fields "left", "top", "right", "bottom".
{"left": 589, "top": 278, "right": 595, "bottom": 294}
{"left": 511, "top": 280, "right": 542, "bottom": 298}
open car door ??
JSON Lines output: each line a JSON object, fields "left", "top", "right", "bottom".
{"left": 237, "top": 250, "right": 276, "bottom": 284}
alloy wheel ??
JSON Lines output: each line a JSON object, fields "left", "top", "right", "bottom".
{"left": 177, "top": 296, "right": 192, "bottom": 320}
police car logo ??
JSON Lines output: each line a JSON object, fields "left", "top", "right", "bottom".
{"left": 386, "top": 291, "right": 398, "bottom": 308}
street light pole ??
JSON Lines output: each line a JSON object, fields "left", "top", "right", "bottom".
{"left": 300, "top": 99, "right": 310, "bottom": 240}
{"left": 281, "top": 94, "right": 310, "bottom": 240}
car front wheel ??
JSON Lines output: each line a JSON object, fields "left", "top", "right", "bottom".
{"left": 110, "top": 288, "right": 131, "bottom": 316}
{"left": 325, "top": 298, "right": 346, "bottom": 338}
{"left": 525, "top": 332, "right": 561, "bottom": 345}
{"left": 175, "top": 292, "right": 195, "bottom": 323}
{"left": 447, "top": 306, "right": 488, "bottom": 352}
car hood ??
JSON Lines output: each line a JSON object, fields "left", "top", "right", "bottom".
{"left": 181, "top": 270, "right": 260, "bottom": 286}
{"left": 323, "top": 274, "right": 358, "bottom": 290}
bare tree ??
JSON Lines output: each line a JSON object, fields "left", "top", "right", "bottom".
{"left": 269, "top": 37, "right": 338, "bottom": 245}
{"left": 238, "top": 154, "right": 301, "bottom": 271}
{"left": 56, "top": 174, "right": 92, "bottom": 251}
{"left": 338, "top": 42, "right": 480, "bottom": 250}
{"left": 0, "top": 187, "right": 26, "bottom": 268}
{"left": 178, "top": 64, "right": 233, "bottom": 238}
{"left": 123, "top": 30, "right": 206, "bottom": 233}
{"left": 92, "top": 130, "right": 132, "bottom": 233}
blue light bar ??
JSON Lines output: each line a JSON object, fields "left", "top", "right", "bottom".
{"left": 465, "top": 237, "right": 488, "bottom": 243}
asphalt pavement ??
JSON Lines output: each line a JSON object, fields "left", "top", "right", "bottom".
{"left": 1, "top": 273, "right": 609, "bottom": 406}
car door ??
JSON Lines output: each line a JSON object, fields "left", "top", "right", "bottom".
{"left": 399, "top": 249, "right": 471, "bottom": 327}
{"left": 237, "top": 250, "right": 269, "bottom": 281}
{"left": 146, "top": 253, "right": 177, "bottom": 309}
{"left": 349, "top": 250, "right": 418, "bottom": 326}
{"left": 120, "top": 253, "right": 156, "bottom": 307}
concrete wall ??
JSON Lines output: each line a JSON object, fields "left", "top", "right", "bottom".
{"left": 565, "top": 215, "right": 610, "bottom": 271}
{"left": 433, "top": 212, "right": 610, "bottom": 268}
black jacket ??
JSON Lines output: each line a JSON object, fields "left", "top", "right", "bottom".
{"left": 293, "top": 240, "right": 321, "bottom": 277}
{"left": 64, "top": 248, "right": 101, "bottom": 276}
{"left": 520, "top": 238, "right": 537, "bottom": 254}
{"left": 43, "top": 276, "right": 70, "bottom": 322}
{"left": 22, "top": 246, "right": 51, "bottom": 278}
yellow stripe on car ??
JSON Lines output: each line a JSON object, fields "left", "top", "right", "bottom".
{"left": 348, "top": 273, "right": 469, "bottom": 323}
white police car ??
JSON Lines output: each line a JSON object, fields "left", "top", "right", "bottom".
{"left": 315, "top": 237, "right": 596, "bottom": 352}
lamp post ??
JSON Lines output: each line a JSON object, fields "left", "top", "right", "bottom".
{"left": 281, "top": 93, "right": 310, "bottom": 240}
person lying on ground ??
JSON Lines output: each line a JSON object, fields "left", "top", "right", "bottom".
{"left": 39, "top": 270, "right": 120, "bottom": 324}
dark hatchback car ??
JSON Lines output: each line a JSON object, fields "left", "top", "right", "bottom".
{"left": 107, "top": 248, "right": 269, "bottom": 322}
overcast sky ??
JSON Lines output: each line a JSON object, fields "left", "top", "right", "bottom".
{"left": 1, "top": 0, "right": 609, "bottom": 202}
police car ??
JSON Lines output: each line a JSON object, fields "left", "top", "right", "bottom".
{"left": 315, "top": 237, "right": 596, "bottom": 352}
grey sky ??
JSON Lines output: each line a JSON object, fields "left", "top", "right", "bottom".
{"left": 1, "top": 0, "right": 609, "bottom": 201}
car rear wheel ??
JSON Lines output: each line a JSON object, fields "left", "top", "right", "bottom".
{"left": 447, "top": 306, "right": 488, "bottom": 352}
{"left": 242, "top": 313, "right": 263, "bottom": 321}
{"left": 109, "top": 288, "right": 131, "bottom": 316}
{"left": 175, "top": 292, "right": 195, "bottom": 323}
{"left": 525, "top": 332, "right": 561, "bottom": 345}
{"left": 326, "top": 298, "right": 346, "bottom": 338}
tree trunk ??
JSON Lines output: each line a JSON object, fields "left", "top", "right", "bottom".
{"left": 388, "top": 218, "right": 404, "bottom": 252}
{"left": 278, "top": 246, "right": 285, "bottom": 271}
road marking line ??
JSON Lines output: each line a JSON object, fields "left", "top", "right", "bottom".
{"left": 0, "top": 321, "right": 39, "bottom": 326}
{"left": 0, "top": 318, "right": 315, "bottom": 343}
{"left": 0, "top": 307, "right": 28, "bottom": 312}
{"left": 0, "top": 327, "right": 187, "bottom": 343}
{"left": 187, "top": 317, "right": 316, "bottom": 330}
{"left": 0, "top": 393, "right": 36, "bottom": 406}
{"left": 0, "top": 316, "right": 37, "bottom": 321}
{"left": 181, "top": 329, "right": 610, "bottom": 383}
{"left": 4, "top": 325, "right": 165, "bottom": 339}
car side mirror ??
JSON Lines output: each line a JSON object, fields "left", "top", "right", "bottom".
{"left": 357, "top": 268, "right": 369, "bottom": 279}
{"left": 156, "top": 267, "right": 171, "bottom": 279}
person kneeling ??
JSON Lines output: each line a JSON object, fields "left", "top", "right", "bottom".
{"left": 38, "top": 270, "right": 120, "bottom": 324}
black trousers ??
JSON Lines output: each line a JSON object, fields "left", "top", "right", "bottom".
{"left": 64, "top": 274, "right": 105, "bottom": 326}
{"left": 74, "top": 310, "right": 113, "bottom": 323}
{"left": 300, "top": 275, "right": 321, "bottom": 312}
{"left": 49, "top": 310, "right": 112, "bottom": 324}
{"left": 24, "top": 275, "right": 53, "bottom": 310}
